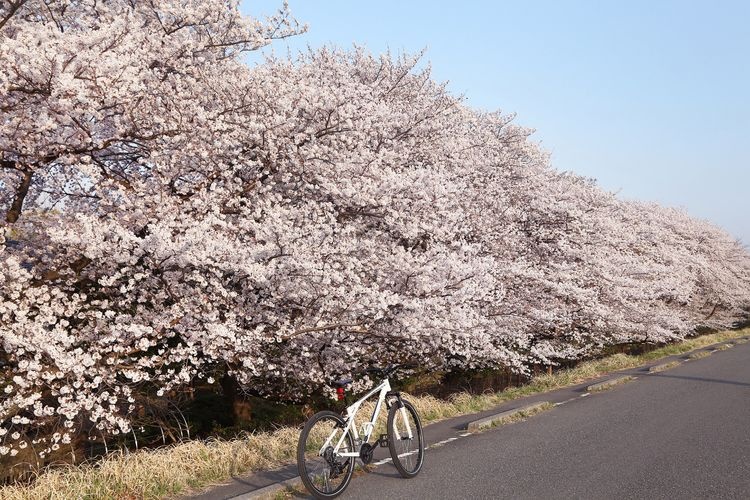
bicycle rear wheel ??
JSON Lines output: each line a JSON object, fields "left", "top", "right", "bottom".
{"left": 297, "top": 410, "right": 355, "bottom": 498}
{"left": 387, "top": 399, "right": 424, "bottom": 478}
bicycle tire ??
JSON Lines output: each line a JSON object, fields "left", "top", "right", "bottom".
{"left": 387, "top": 399, "right": 424, "bottom": 478}
{"left": 297, "top": 410, "right": 355, "bottom": 499}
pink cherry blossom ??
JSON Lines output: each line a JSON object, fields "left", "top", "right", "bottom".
{"left": 1, "top": 1, "right": 748, "bottom": 462}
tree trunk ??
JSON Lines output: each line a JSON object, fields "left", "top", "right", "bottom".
{"left": 6, "top": 168, "right": 32, "bottom": 223}
{"left": 220, "top": 374, "right": 253, "bottom": 426}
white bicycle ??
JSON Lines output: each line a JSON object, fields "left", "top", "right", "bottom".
{"left": 296, "top": 364, "right": 425, "bottom": 498}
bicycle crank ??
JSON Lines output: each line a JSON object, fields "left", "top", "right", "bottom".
{"left": 359, "top": 443, "right": 375, "bottom": 464}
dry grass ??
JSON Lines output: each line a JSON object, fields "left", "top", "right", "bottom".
{"left": 0, "top": 428, "right": 301, "bottom": 500}
{"left": 2, "top": 328, "right": 748, "bottom": 500}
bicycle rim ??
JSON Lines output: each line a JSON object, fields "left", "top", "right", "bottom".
{"left": 388, "top": 400, "right": 424, "bottom": 477}
{"left": 298, "top": 412, "right": 355, "bottom": 498}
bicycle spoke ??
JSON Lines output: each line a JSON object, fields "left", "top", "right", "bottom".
{"left": 298, "top": 412, "right": 354, "bottom": 497}
{"left": 388, "top": 399, "right": 424, "bottom": 477}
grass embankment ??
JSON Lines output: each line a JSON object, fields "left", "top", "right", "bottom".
{"left": 2, "top": 328, "right": 747, "bottom": 500}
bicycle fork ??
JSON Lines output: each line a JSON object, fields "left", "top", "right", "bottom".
{"left": 387, "top": 391, "right": 414, "bottom": 441}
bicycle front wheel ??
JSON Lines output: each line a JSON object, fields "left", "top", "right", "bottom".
{"left": 387, "top": 399, "right": 424, "bottom": 478}
{"left": 297, "top": 410, "right": 355, "bottom": 499}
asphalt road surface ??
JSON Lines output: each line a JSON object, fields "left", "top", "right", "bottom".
{"left": 343, "top": 342, "right": 750, "bottom": 499}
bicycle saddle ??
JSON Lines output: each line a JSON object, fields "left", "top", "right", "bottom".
{"left": 332, "top": 377, "right": 353, "bottom": 387}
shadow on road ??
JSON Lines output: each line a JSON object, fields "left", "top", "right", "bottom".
{"left": 647, "top": 373, "right": 750, "bottom": 387}
{"left": 361, "top": 464, "right": 402, "bottom": 480}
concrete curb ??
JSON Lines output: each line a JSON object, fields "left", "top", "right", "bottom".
{"left": 687, "top": 350, "right": 712, "bottom": 360}
{"left": 586, "top": 375, "right": 635, "bottom": 392}
{"left": 648, "top": 361, "right": 681, "bottom": 373}
{"left": 464, "top": 401, "right": 551, "bottom": 432}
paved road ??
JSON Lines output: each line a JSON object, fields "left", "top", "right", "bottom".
{"left": 343, "top": 342, "right": 750, "bottom": 499}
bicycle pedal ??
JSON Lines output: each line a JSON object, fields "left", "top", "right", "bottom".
{"left": 378, "top": 434, "right": 389, "bottom": 447}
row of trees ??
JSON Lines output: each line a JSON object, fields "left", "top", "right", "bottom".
{"left": 1, "top": 1, "right": 748, "bottom": 463}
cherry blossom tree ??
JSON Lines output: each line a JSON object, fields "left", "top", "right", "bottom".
{"left": 1, "top": 0, "right": 306, "bottom": 460}
{"left": 1, "top": 1, "right": 749, "bottom": 466}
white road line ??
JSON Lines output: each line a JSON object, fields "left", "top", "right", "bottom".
{"left": 554, "top": 397, "right": 578, "bottom": 406}
{"left": 435, "top": 437, "right": 458, "bottom": 445}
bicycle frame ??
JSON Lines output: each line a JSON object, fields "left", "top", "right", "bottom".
{"left": 319, "top": 378, "right": 413, "bottom": 459}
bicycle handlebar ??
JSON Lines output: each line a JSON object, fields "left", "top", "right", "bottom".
{"left": 359, "top": 363, "right": 418, "bottom": 378}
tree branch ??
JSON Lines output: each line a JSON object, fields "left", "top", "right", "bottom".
{"left": 281, "top": 323, "right": 367, "bottom": 341}
{"left": 0, "top": 0, "right": 27, "bottom": 32}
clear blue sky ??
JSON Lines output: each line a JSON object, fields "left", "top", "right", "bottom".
{"left": 242, "top": 1, "right": 750, "bottom": 244}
